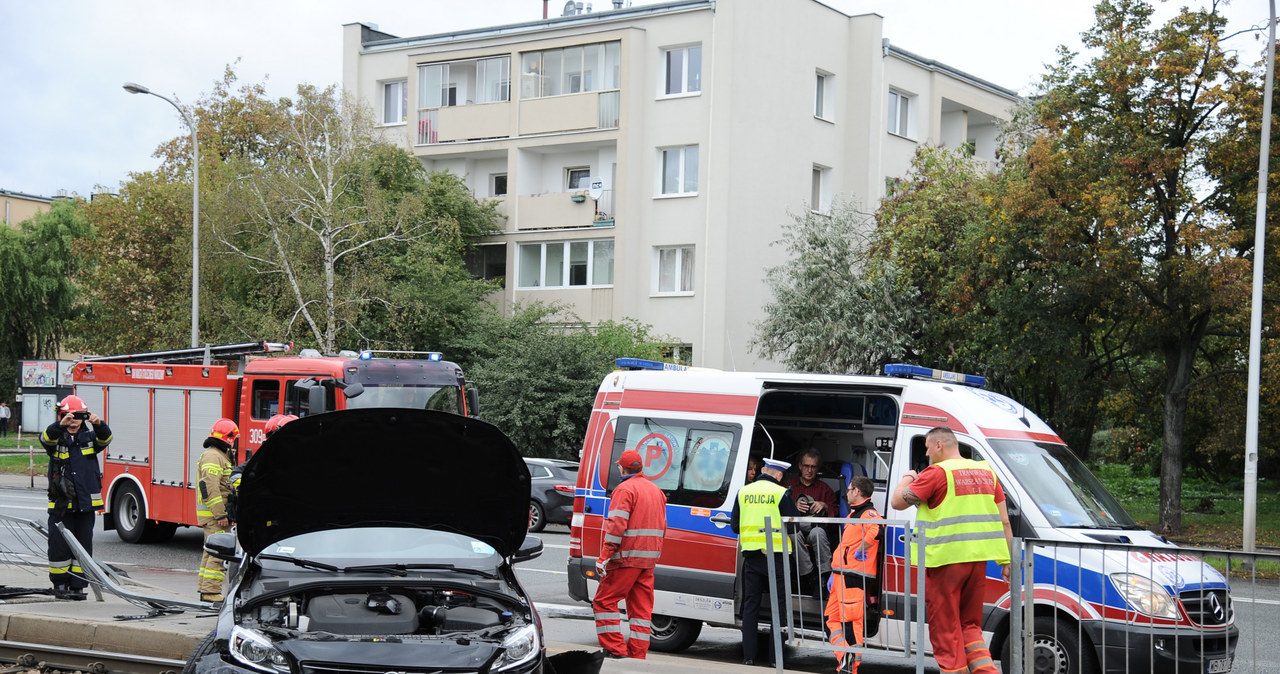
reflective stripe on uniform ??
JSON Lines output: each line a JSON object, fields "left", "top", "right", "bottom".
{"left": 608, "top": 508, "right": 631, "bottom": 519}
{"left": 624, "top": 529, "right": 665, "bottom": 537}
{"left": 619, "top": 549, "right": 662, "bottom": 559}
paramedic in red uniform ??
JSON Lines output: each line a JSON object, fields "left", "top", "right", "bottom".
{"left": 826, "top": 476, "right": 882, "bottom": 674}
{"left": 890, "top": 426, "right": 1014, "bottom": 674}
{"left": 593, "top": 449, "right": 667, "bottom": 659}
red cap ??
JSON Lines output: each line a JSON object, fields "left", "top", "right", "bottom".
{"left": 618, "top": 450, "right": 643, "bottom": 470}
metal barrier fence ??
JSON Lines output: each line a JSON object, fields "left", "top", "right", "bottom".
{"left": 761, "top": 516, "right": 1278, "bottom": 674}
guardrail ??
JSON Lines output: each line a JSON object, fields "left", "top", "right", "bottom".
{"left": 760, "top": 517, "right": 1276, "bottom": 673}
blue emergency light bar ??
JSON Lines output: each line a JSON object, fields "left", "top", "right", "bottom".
{"left": 358, "top": 350, "right": 444, "bottom": 361}
{"left": 884, "top": 363, "right": 986, "bottom": 387}
{"left": 615, "top": 358, "right": 690, "bottom": 371}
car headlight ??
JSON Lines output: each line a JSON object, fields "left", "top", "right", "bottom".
{"left": 492, "top": 624, "right": 541, "bottom": 671}
{"left": 1110, "top": 573, "right": 1180, "bottom": 619}
{"left": 230, "top": 625, "right": 291, "bottom": 673}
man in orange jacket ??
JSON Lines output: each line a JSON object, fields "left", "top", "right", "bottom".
{"left": 593, "top": 450, "right": 667, "bottom": 659}
{"left": 826, "top": 476, "right": 882, "bottom": 674}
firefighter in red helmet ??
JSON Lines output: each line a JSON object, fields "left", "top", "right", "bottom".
{"left": 40, "top": 395, "right": 112, "bottom": 600}
{"left": 196, "top": 418, "right": 238, "bottom": 603}
{"left": 264, "top": 414, "right": 298, "bottom": 437}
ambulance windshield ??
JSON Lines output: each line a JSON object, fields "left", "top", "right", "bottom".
{"left": 344, "top": 384, "right": 462, "bottom": 414}
{"left": 987, "top": 439, "right": 1138, "bottom": 529}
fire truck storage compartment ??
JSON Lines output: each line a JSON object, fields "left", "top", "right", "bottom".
{"left": 185, "top": 389, "right": 225, "bottom": 487}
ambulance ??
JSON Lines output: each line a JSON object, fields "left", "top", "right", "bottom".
{"left": 566, "top": 360, "right": 1237, "bottom": 673}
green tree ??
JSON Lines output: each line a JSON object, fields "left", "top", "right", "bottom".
{"left": 451, "top": 303, "right": 669, "bottom": 458}
{"left": 0, "top": 200, "right": 91, "bottom": 398}
{"left": 753, "top": 200, "right": 924, "bottom": 373}
{"left": 1021, "top": 0, "right": 1251, "bottom": 533}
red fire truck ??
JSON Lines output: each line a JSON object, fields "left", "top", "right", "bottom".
{"left": 70, "top": 341, "right": 478, "bottom": 543}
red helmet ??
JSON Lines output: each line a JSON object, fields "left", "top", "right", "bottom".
{"left": 264, "top": 414, "right": 298, "bottom": 437}
{"left": 208, "top": 418, "right": 240, "bottom": 444}
{"left": 58, "top": 395, "right": 88, "bottom": 415}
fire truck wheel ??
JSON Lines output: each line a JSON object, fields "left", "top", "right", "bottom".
{"left": 112, "top": 482, "right": 174, "bottom": 544}
{"left": 647, "top": 614, "right": 702, "bottom": 653}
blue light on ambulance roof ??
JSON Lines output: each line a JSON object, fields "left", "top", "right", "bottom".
{"left": 359, "top": 350, "right": 373, "bottom": 360}
{"left": 427, "top": 352, "right": 443, "bottom": 361}
{"left": 615, "top": 358, "right": 689, "bottom": 371}
{"left": 884, "top": 363, "right": 985, "bottom": 387}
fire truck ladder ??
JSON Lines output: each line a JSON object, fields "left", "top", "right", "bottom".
{"left": 79, "top": 341, "right": 292, "bottom": 365}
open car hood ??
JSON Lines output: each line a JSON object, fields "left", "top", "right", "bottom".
{"left": 236, "top": 409, "right": 530, "bottom": 558}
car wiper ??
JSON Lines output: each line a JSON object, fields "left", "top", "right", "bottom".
{"left": 258, "top": 554, "right": 341, "bottom": 572}
{"left": 342, "top": 562, "right": 498, "bottom": 579}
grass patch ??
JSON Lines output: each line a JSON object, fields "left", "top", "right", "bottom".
{"left": 1094, "top": 463, "right": 1280, "bottom": 579}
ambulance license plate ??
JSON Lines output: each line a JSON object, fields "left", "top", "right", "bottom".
{"left": 1207, "top": 657, "right": 1232, "bottom": 673}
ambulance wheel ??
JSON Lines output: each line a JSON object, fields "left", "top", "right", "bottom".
{"left": 182, "top": 630, "right": 219, "bottom": 674}
{"left": 1003, "top": 616, "right": 1098, "bottom": 674}
{"left": 647, "top": 615, "right": 701, "bottom": 653}
{"left": 528, "top": 501, "right": 546, "bottom": 533}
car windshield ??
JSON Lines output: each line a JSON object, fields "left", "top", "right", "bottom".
{"left": 258, "top": 527, "right": 502, "bottom": 571}
{"left": 345, "top": 384, "right": 461, "bottom": 413}
{"left": 987, "top": 439, "right": 1138, "bottom": 529}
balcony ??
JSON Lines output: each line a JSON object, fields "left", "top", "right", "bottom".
{"left": 417, "top": 101, "right": 513, "bottom": 145}
{"left": 517, "top": 191, "right": 599, "bottom": 230}
{"left": 518, "top": 90, "right": 620, "bottom": 136}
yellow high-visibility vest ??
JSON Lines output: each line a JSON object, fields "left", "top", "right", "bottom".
{"left": 912, "top": 458, "right": 1010, "bottom": 567}
{"left": 738, "top": 480, "right": 793, "bottom": 553}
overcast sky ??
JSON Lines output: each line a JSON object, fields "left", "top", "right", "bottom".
{"left": 0, "top": 0, "right": 1267, "bottom": 200}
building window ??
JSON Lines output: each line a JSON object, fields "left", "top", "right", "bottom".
{"left": 654, "top": 246, "right": 694, "bottom": 294}
{"left": 382, "top": 80, "right": 407, "bottom": 124}
{"left": 566, "top": 167, "right": 591, "bottom": 191}
{"left": 517, "top": 239, "right": 614, "bottom": 289}
{"left": 888, "top": 89, "right": 913, "bottom": 137}
{"left": 491, "top": 173, "right": 508, "bottom": 197}
{"left": 521, "top": 41, "right": 621, "bottom": 99}
{"left": 811, "top": 165, "right": 831, "bottom": 213}
{"left": 815, "top": 71, "right": 832, "bottom": 120}
{"left": 417, "top": 56, "right": 510, "bottom": 111}
{"left": 659, "top": 146, "right": 698, "bottom": 196}
{"left": 663, "top": 45, "right": 702, "bottom": 96}
{"left": 465, "top": 244, "right": 508, "bottom": 287}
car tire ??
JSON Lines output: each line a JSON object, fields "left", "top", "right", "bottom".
{"left": 1002, "top": 616, "right": 1099, "bottom": 674}
{"left": 528, "top": 500, "right": 546, "bottom": 533}
{"left": 647, "top": 614, "right": 702, "bottom": 653}
{"left": 182, "top": 630, "right": 219, "bottom": 674}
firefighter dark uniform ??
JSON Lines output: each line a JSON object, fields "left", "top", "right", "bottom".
{"left": 731, "top": 458, "right": 798, "bottom": 666}
{"left": 593, "top": 450, "right": 667, "bottom": 659}
{"left": 40, "top": 398, "right": 111, "bottom": 599}
{"left": 196, "top": 419, "right": 238, "bottom": 601}
{"left": 826, "top": 488, "right": 882, "bottom": 674}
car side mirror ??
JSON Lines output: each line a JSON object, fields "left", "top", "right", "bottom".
{"left": 342, "top": 382, "right": 364, "bottom": 399}
{"left": 513, "top": 534, "right": 543, "bottom": 563}
{"left": 204, "top": 532, "right": 241, "bottom": 561}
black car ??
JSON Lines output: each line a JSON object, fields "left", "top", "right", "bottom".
{"left": 186, "top": 409, "right": 548, "bottom": 674}
{"left": 524, "top": 458, "right": 578, "bottom": 533}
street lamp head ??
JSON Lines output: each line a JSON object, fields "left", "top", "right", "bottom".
{"left": 122, "top": 82, "right": 151, "bottom": 95}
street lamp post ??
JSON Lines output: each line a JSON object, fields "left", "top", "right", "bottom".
{"left": 123, "top": 82, "right": 200, "bottom": 348}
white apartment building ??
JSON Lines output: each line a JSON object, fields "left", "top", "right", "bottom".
{"left": 342, "top": 0, "right": 1018, "bottom": 370}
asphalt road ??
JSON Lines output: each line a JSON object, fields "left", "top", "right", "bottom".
{"left": 0, "top": 482, "right": 1276, "bottom": 673}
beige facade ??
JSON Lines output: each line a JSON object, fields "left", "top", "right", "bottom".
{"left": 2, "top": 189, "right": 53, "bottom": 227}
{"left": 342, "top": 0, "right": 1018, "bottom": 370}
